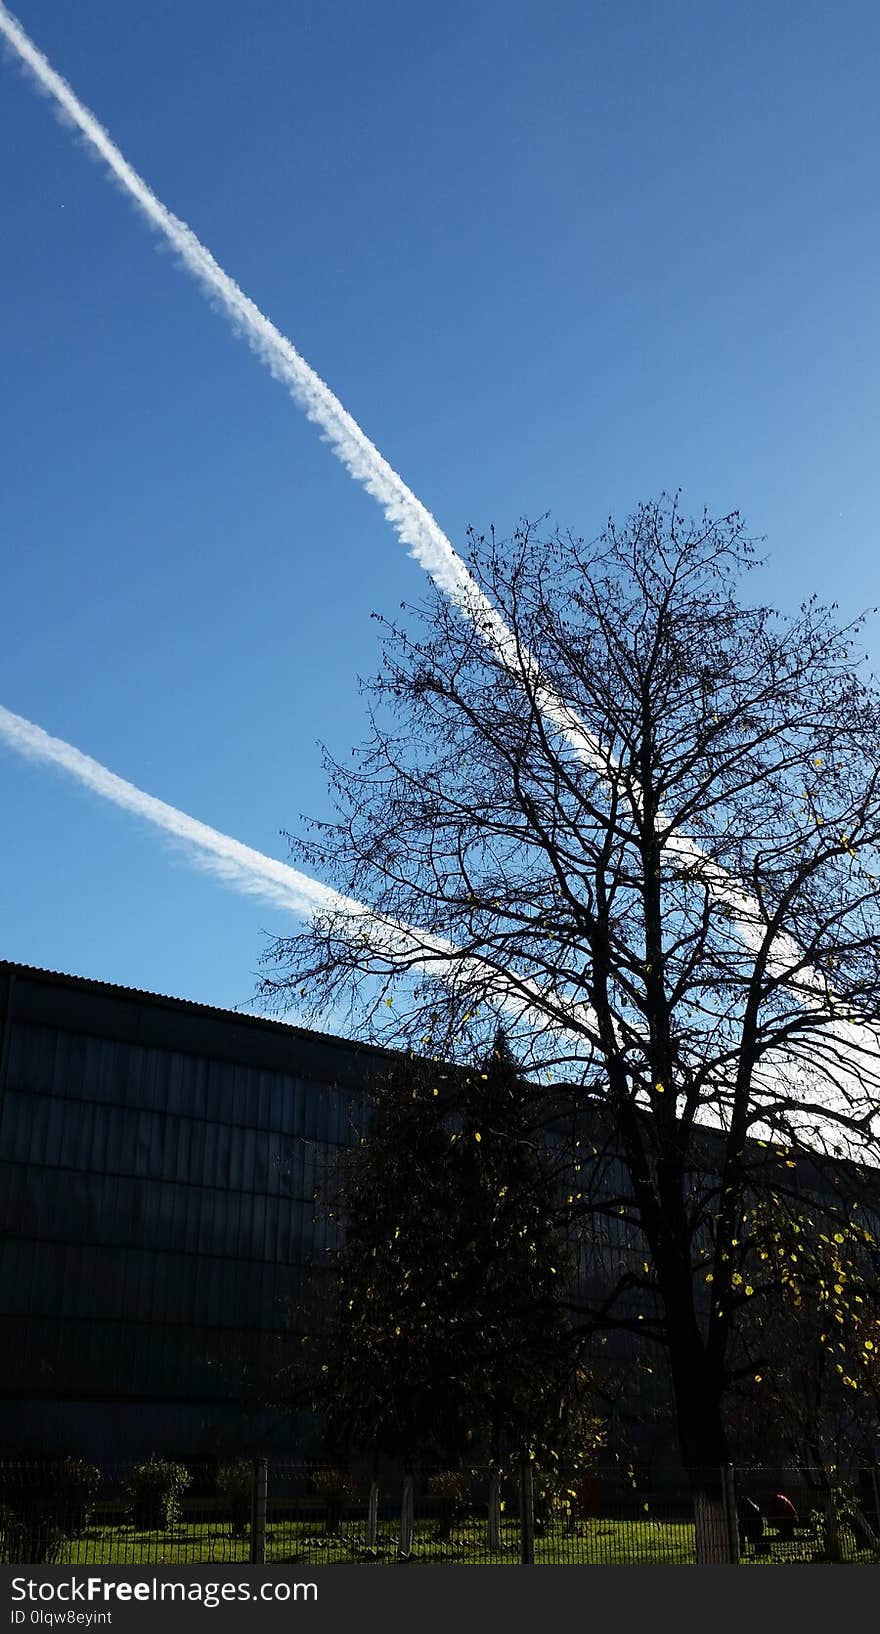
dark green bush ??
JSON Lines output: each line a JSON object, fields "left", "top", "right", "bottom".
{"left": 53, "top": 1458, "right": 101, "bottom": 1538}
{"left": 0, "top": 1460, "right": 101, "bottom": 1563}
{"left": 309, "top": 1468, "right": 358, "bottom": 1535}
{"left": 427, "top": 1470, "right": 471, "bottom": 1541}
{"left": 123, "top": 1458, "right": 191, "bottom": 1531}
{"left": 216, "top": 1460, "right": 252, "bottom": 1537}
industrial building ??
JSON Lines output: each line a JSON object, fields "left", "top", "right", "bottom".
{"left": 0, "top": 960, "right": 391, "bottom": 1461}
{"left": 1, "top": 959, "right": 876, "bottom": 1472}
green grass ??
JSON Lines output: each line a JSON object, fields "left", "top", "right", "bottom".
{"left": 37, "top": 1513, "right": 878, "bottom": 1567}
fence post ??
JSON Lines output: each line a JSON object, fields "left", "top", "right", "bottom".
{"left": 366, "top": 1478, "right": 379, "bottom": 1549}
{"left": 720, "top": 1464, "right": 740, "bottom": 1564}
{"left": 518, "top": 1455, "right": 535, "bottom": 1565}
{"left": 249, "top": 1457, "right": 268, "bottom": 1565}
{"left": 487, "top": 1467, "right": 502, "bottom": 1552}
{"left": 398, "top": 1474, "right": 414, "bottom": 1559}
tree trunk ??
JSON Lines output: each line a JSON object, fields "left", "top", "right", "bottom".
{"left": 365, "top": 1478, "right": 379, "bottom": 1549}
{"left": 398, "top": 1474, "right": 414, "bottom": 1559}
{"left": 668, "top": 1344, "right": 733, "bottom": 1563}
{"left": 487, "top": 1467, "right": 502, "bottom": 1552}
{"left": 518, "top": 1455, "right": 535, "bottom": 1565}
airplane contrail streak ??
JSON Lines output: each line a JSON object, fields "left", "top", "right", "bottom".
{"left": 0, "top": 702, "right": 364, "bottom": 921}
{"left": 0, "top": 6, "right": 515, "bottom": 645}
{"left": 0, "top": 4, "right": 622, "bottom": 791}
{"left": 0, "top": 4, "right": 871, "bottom": 1062}
{"left": 0, "top": 702, "right": 586, "bottom": 1034}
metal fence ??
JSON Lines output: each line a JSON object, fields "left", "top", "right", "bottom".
{"left": 1, "top": 1458, "right": 878, "bottom": 1566}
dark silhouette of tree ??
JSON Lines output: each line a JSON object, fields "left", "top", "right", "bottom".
{"left": 263, "top": 496, "right": 880, "bottom": 1556}
{"left": 292, "top": 1034, "right": 588, "bottom": 1473}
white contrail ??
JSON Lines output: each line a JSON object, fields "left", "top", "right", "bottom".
{"left": 0, "top": 4, "right": 871, "bottom": 1059}
{"left": 0, "top": 5, "right": 624, "bottom": 784}
{"left": 0, "top": 701, "right": 360, "bottom": 920}
{"left": 0, "top": 701, "right": 586, "bottom": 1032}
{"left": 0, "top": 6, "right": 514, "bottom": 647}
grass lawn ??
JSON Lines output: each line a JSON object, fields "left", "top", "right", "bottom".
{"left": 49, "top": 1513, "right": 879, "bottom": 1566}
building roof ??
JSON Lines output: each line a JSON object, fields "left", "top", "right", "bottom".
{"left": 0, "top": 958, "right": 397, "bottom": 1076}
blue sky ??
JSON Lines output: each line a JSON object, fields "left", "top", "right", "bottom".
{"left": 1, "top": 0, "right": 878, "bottom": 1021}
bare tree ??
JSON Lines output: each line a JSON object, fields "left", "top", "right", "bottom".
{"left": 262, "top": 496, "right": 880, "bottom": 1556}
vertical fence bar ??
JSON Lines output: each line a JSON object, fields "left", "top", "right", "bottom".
{"left": 249, "top": 1457, "right": 267, "bottom": 1565}
{"left": 518, "top": 1456, "right": 535, "bottom": 1565}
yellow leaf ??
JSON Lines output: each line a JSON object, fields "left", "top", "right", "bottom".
{"left": 474, "top": 1131, "right": 482, "bottom": 1143}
